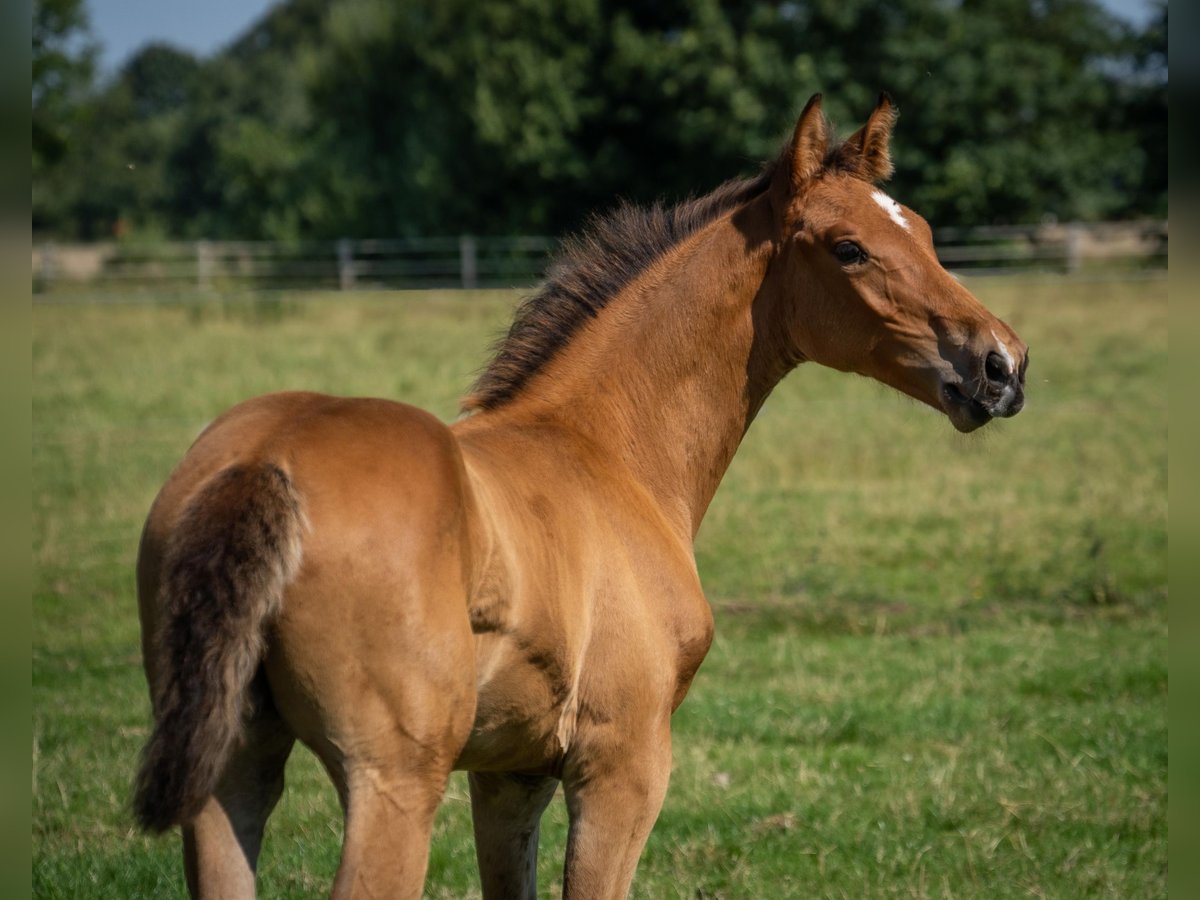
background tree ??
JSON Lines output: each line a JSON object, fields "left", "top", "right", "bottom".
{"left": 39, "top": 43, "right": 201, "bottom": 239}
{"left": 32, "top": 0, "right": 1168, "bottom": 240}
{"left": 32, "top": 0, "right": 97, "bottom": 232}
{"left": 1106, "top": 0, "right": 1166, "bottom": 219}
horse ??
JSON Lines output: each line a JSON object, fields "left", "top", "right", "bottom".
{"left": 132, "top": 94, "right": 1027, "bottom": 898}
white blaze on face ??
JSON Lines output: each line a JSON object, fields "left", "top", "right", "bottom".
{"left": 871, "top": 190, "right": 910, "bottom": 232}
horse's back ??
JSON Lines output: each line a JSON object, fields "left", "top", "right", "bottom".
{"left": 139, "top": 390, "right": 472, "bottom": 597}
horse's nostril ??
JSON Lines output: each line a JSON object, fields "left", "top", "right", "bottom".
{"left": 984, "top": 351, "right": 1008, "bottom": 384}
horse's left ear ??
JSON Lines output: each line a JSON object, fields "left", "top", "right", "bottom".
{"left": 843, "top": 93, "right": 898, "bottom": 182}
{"left": 786, "top": 94, "right": 830, "bottom": 193}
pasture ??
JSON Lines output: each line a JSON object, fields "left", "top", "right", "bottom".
{"left": 32, "top": 277, "right": 1166, "bottom": 897}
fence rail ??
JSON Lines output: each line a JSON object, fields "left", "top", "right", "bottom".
{"left": 32, "top": 221, "right": 1166, "bottom": 294}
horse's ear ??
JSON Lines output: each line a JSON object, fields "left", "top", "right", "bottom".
{"left": 786, "top": 94, "right": 830, "bottom": 192}
{"left": 842, "top": 93, "right": 898, "bottom": 182}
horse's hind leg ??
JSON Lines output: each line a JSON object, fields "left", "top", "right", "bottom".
{"left": 469, "top": 771, "right": 559, "bottom": 899}
{"left": 182, "top": 699, "right": 294, "bottom": 899}
{"left": 293, "top": 635, "right": 475, "bottom": 898}
{"left": 326, "top": 754, "right": 454, "bottom": 900}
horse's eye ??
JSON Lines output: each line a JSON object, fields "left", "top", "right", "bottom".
{"left": 833, "top": 241, "right": 867, "bottom": 266}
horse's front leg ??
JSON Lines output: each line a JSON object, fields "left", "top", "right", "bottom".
{"left": 469, "top": 770, "right": 559, "bottom": 899}
{"left": 560, "top": 720, "right": 673, "bottom": 899}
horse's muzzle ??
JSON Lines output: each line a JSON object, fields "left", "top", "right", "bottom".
{"left": 940, "top": 347, "right": 1028, "bottom": 432}
{"left": 980, "top": 347, "right": 1027, "bottom": 418}
{"left": 940, "top": 381, "right": 994, "bottom": 432}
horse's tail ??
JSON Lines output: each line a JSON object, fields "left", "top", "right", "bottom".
{"left": 133, "top": 462, "right": 304, "bottom": 833}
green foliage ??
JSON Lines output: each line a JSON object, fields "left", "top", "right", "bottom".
{"left": 32, "top": 0, "right": 1167, "bottom": 239}
{"left": 32, "top": 278, "right": 1166, "bottom": 896}
{"left": 880, "top": 0, "right": 1166, "bottom": 223}
{"left": 32, "top": 0, "right": 97, "bottom": 231}
{"left": 45, "top": 43, "right": 200, "bottom": 239}
{"left": 32, "top": 0, "right": 96, "bottom": 167}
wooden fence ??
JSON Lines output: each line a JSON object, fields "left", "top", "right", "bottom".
{"left": 32, "top": 221, "right": 1167, "bottom": 295}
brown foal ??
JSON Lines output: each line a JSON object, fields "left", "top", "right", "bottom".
{"left": 134, "top": 95, "right": 1027, "bottom": 898}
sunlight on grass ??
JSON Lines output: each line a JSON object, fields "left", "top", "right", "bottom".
{"left": 33, "top": 278, "right": 1165, "bottom": 897}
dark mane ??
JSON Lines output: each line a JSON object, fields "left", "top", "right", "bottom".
{"left": 464, "top": 161, "right": 779, "bottom": 411}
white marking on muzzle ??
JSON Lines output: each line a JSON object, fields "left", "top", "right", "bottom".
{"left": 871, "top": 190, "right": 910, "bottom": 231}
{"left": 990, "top": 329, "right": 1015, "bottom": 373}
{"left": 987, "top": 330, "right": 1019, "bottom": 414}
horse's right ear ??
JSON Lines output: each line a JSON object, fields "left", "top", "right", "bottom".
{"left": 786, "top": 94, "right": 829, "bottom": 193}
{"left": 841, "top": 93, "right": 898, "bottom": 182}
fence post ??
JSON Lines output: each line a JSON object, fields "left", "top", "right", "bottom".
{"left": 196, "top": 240, "right": 212, "bottom": 290}
{"left": 38, "top": 242, "right": 57, "bottom": 291}
{"left": 459, "top": 235, "right": 478, "bottom": 289}
{"left": 1066, "top": 225, "right": 1084, "bottom": 274}
{"left": 337, "top": 238, "right": 355, "bottom": 290}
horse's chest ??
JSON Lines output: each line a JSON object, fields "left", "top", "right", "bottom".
{"left": 457, "top": 585, "right": 712, "bottom": 773}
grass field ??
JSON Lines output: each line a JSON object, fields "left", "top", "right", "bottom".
{"left": 32, "top": 277, "right": 1167, "bottom": 897}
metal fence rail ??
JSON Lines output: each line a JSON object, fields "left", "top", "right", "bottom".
{"left": 32, "top": 221, "right": 1166, "bottom": 294}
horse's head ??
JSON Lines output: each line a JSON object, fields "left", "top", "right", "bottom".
{"left": 766, "top": 94, "right": 1027, "bottom": 433}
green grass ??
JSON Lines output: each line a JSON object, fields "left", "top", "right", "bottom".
{"left": 33, "top": 277, "right": 1166, "bottom": 897}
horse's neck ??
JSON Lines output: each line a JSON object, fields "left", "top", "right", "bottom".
{"left": 516, "top": 196, "right": 781, "bottom": 539}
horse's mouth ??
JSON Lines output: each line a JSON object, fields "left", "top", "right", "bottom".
{"left": 941, "top": 382, "right": 993, "bottom": 433}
